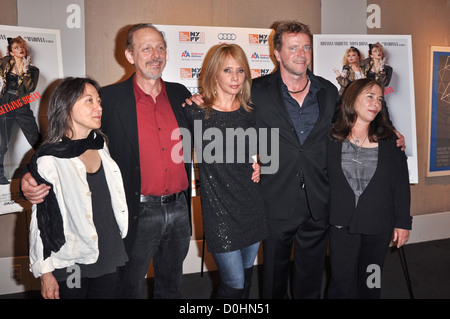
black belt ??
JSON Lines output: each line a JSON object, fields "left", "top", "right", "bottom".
{"left": 140, "top": 192, "right": 182, "bottom": 205}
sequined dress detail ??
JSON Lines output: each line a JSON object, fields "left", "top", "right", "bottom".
{"left": 184, "top": 104, "right": 267, "bottom": 253}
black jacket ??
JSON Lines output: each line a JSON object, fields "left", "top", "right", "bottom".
{"left": 252, "top": 69, "right": 338, "bottom": 221}
{"left": 326, "top": 138, "right": 412, "bottom": 235}
{"left": 100, "top": 75, "right": 192, "bottom": 248}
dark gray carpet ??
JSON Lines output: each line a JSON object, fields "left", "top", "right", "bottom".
{"left": 180, "top": 238, "right": 450, "bottom": 299}
{"left": 1, "top": 238, "right": 449, "bottom": 299}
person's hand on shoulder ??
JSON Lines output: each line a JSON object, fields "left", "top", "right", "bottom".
{"left": 21, "top": 172, "right": 50, "bottom": 204}
{"left": 183, "top": 94, "right": 204, "bottom": 107}
{"left": 394, "top": 130, "right": 406, "bottom": 151}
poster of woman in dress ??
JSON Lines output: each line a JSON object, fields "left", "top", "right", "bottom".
{"left": 313, "top": 34, "right": 418, "bottom": 184}
{"left": 0, "top": 25, "right": 63, "bottom": 215}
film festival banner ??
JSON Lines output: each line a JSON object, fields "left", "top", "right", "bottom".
{"left": 0, "top": 25, "right": 63, "bottom": 215}
{"left": 155, "top": 24, "right": 276, "bottom": 195}
{"left": 155, "top": 24, "right": 275, "bottom": 93}
{"left": 313, "top": 34, "right": 418, "bottom": 184}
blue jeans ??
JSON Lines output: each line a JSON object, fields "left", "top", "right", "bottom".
{"left": 120, "top": 192, "right": 190, "bottom": 299}
{"left": 211, "top": 242, "right": 260, "bottom": 289}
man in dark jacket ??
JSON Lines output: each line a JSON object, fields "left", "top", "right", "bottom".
{"left": 100, "top": 24, "right": 192, "bottom": 299}
{"left": 251, "top": 21, "right": 338, "bottom": 299}
{"left": 21, "top": 24, "right": 192, "bottom": 299}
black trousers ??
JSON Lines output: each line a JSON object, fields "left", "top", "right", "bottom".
{"left": 327, "top": 226, "right": 392, "bottom": 299}
{"left": 0, "top": 102, "right": 41, "bottom": 150}
{"left": 0, "top": 103, "right": 41, "bottom": 176}
{"left": 57, "top": 270, "right": 121, "bottom": 299}
{"left": 262, "top": 189, "right": 329, "bottom": 299}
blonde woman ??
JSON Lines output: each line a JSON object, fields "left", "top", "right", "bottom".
{"left": 334, "top": 46, "right": 365, "bottom": 99}
{"left": 183, "top": 44, "right": 267, "bottom": 299}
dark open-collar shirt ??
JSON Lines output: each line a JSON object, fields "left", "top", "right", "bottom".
{"left": 281, "top": 70, "right": 322, "bottom": 146}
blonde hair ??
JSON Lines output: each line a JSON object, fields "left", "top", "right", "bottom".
{"left": 342, "top": 46, "right": 363, "bottom": 66}
{"left": 200, "top": 44, "right": 252, "bottom": 118}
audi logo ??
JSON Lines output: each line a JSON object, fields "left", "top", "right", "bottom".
{"left": 218, "top": 33, "right": 237, "bottom": 41}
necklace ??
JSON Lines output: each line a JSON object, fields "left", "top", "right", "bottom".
{"left": 349, "top": 135, "right": 368, "bottom": 164}
{"left": 351, "top": 129, "right": 368, "bottom": 144}
{"left": 353, "top": 135, "right": 362, "bottom": 144}
{"left": 14, "top": 63, "right": 22, "bottom": 75}
{"left": 288, "top": 76, "right": 309, "bottom": 94}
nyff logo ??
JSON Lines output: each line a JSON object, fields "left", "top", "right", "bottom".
{"left": 179, "top": 31, "right": 205, "bottom": 43}
{"left": 180, "top": 68, "right": 202, "bottom": 79}
{"left": 250, "top": 69, "right": 271, "bottom": 79}
{"left": 249, "top": 34, "right": 269, "bottom": 45}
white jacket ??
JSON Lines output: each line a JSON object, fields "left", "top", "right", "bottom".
{"left": 29, "top": 145, "right": 128, "bottom": 278}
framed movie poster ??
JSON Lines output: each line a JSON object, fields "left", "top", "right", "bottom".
{"left": 427, "top": 46, "right": 450, "bottom": 177}
{"left": 0, "top": 25, "right": 63, "bottom": 215}
{"left": 313, "top": 34, "right": 418, "bottom": 183}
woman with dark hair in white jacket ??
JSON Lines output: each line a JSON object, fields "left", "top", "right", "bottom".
{"left": 28, "top": 77, "right": 128, "bottom": 299}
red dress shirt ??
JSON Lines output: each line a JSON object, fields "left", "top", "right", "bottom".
{"left": 133, "top": 77, "right": 188, "bottom": 196}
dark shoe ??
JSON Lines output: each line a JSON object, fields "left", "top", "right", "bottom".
{"left": 243, "top": 267, "right": 254, "bottom": 299}
{"left": 216, "top": 282, "right": 245, "bottom": 299}
{"left": 0, "top": 174, "right": 9, "bottom": 184}
{"left": 0, "top": 159, "right": 8, "bottom": 184}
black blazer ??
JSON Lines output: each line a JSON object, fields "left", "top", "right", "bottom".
{"left": 326, "top": 138, "right": 412, "bottom": 235}
{"left": 252, "top": 69, "right": 338, "bottom": 221}
{"left": 100, "top": 75, "right": 192, "bottom": 248}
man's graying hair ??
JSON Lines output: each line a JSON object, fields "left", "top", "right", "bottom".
{"left": 273, "top": 21, "right": 313, "bottom": 52}
{"left": 126, "top": 23, "right": 167, "bottom": 52}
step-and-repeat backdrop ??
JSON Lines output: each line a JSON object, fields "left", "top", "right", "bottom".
{"left": 155, "top": 24, "right": 276, "bottom": 94}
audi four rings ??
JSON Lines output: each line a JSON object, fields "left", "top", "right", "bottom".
{"left": 217, "top": 33, "right": 237, "bottom": 40}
